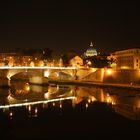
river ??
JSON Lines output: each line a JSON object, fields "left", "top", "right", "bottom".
{"left": 0, "top": 81, "right": 140, "bottom": 139}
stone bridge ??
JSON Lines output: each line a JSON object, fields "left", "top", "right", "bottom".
{"left": 0, "top": 66, "right": 104, "bottom": 84}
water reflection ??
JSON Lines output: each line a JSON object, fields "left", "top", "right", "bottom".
{"left": 8, "top": 81, "right": 48, "bottom": 103}
{"left": 0, "top": 82, "right": 140, "bottom": 120}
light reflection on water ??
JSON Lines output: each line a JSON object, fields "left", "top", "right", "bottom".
{"left": 0, "top": 81, "right": 140, "bottom": 120}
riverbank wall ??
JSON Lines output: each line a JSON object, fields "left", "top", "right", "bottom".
{"left": 81, "top": 68, "right": 140, "bottom": 85}
{"left": 103, "top": 69, "right": 140, "bottom": 85}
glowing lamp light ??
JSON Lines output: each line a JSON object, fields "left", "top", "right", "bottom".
{"left": 28, "top": 105, "right": 31, "bottom": 112}
{"left": 106, "top": 97, "right": 112, "bottom": 103}
{"left": 112, "top": 101, "right": 116, "bottom": 105}
{"left": 9, "top": 111, "right": 13, "bottom": 119}
{"left": 24, "top": 83, "right": 30, "bottom": 92}
{"left": 86, "top": 103, "right": 88, "bottom": 109}
{"left": 35, "top": 108, "right": 38, "bottom": 114}
{"left": 44, "top": 92, "right": 49, "bottom": 99}
{"left": 91, "top": 96, "right": 96, "bottom": 102}
{"left": 106, "top": 69, "right": 112, "bottom": 75}
{"left": 88, "top": 99, "right": 91, "bottom": 103}
{"left": 53, "top": 102, "right": 55, "bottom": 106}
{"left": 44, "top": 71, "right": 50, "bottom": 78}
{"left": 60, "top": 103, "right": 62, "bottom": 108}
{"left": 30, "top": 61, "right": 35, "bottom": 67}
{"left": 10, "top": 112, "right": 13, "bottom": 117}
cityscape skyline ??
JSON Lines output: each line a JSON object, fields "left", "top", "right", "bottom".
{"left": 0, "top": 1, "right": 140, "bottom": 138}
{"left": 0, "top": 0, "right": 140, "bottom": 55}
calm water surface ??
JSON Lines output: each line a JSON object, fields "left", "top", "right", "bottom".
{"left": 0, "top": 81, "right": 140, "bottom": 139}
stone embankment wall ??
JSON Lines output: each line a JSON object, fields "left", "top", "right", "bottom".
{"left": 83, "top": 68, "right": 140, "bottom": 84}
{"left": 81, "top": 68, "right": 140, "bottom": 84}
{"left": 81, "top": 68, "right": 104, "bottom": 82}
{"left": 103, "top": 69, "right": 140, "bottom": 84}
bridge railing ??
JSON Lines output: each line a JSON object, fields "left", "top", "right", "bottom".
{"left": 0, "top": 66, "right": 77, "bottom": 70}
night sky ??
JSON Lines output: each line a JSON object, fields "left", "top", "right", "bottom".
{"left": 0, "top": 0, "right": 140, "bottom": 55}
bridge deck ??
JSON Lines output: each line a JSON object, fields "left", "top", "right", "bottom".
{"left": 0, "top": 66, "right": 77, "bottom": 70}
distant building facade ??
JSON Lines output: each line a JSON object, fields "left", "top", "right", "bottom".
{"left": 111, "top": 48, "right": 140, "bottom": 69}
{"left": 69, "top": 56, "right": 83, "bottom": 67}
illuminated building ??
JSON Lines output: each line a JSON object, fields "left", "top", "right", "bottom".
{"left": 83, "top": 42, "right": 108, "bottom": 68}
{"left": 0, "top": 52, "right": 17, "bottom": 66}
{"left": 111, "top": 48, "right": 140, "bottom": 69}
{"left": 69, "top": 56, "right": 83, "bottom": 67}
{"left": 84, "top": 42, "right": 97, "bottom": 58}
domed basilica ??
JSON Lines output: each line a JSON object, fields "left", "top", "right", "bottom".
{"left": 84, "top": 42, "right": 97, "bottom": 58}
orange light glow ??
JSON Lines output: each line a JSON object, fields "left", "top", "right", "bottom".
{"left": 44, "top": 70, "right": 50, "bottom": 77}
{"left": 106, "top": 69, "right": 113, "bottom": 75}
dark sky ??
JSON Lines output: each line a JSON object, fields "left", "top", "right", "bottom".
{"left": 0, "top": 0, "right": 140, "bottom": 55}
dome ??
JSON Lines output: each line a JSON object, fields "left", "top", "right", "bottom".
{"left": 84, "top": 42, "right": 97, "bottom": 57}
